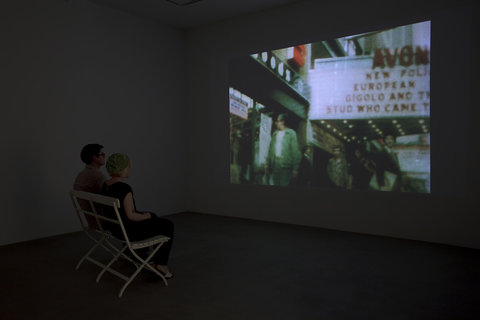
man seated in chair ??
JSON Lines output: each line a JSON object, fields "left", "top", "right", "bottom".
{"left": 73, "top": 143, "right": 107, "bottom": 228}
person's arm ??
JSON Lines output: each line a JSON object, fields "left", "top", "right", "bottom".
{"left": 265, "top": 132, "right": 275, "bottom": 174}
{"left": 290, "top": 131, "right": 301, "bottom": 176}
{"left": 123, "top": 192, "right": 151, "bottom": 221}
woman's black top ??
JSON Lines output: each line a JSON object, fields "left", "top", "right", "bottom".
{"left": 101, "top": 182, "right": 138, "bottom": 238}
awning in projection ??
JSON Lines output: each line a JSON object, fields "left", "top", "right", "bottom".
{"left": 311, "top": 117, "right": 430, "bottom": 143}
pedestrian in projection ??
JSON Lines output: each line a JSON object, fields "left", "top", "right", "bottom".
{"left": 266, "top": 113, "right": 301, "bottom": 186}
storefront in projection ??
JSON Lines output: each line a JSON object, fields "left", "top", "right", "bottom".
{"left": 308, "top": 21, "right": 430, "bottom": 193}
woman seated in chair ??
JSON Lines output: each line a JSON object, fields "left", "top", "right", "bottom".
{"left": 102, "top": 153, "right": 174, "bottom": 279}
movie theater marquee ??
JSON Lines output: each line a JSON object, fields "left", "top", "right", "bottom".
{"left": 309, "top": 45, "right": 430, "bottom": 120}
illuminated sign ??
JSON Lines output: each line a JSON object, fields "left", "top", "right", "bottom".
{"left": 309, "top": 46, "right": 430, "bottom": 120}
{"left": 229, "top": 95, "right": 249, "bottom": 120}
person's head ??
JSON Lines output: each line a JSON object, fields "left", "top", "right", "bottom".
{"left": 275, "top": 113, "right": 288, "bottom": 131}
{"left": 384, "top": 135, "right": 396, "bottom": 148}
{"left": 419, "top": 134, "right": 428, "bottom": 145}
{"left": 80, "top": 144, "right": 105, "bottom": 167}
{"left": 332, "top": 145, "right": 342, "bottom": 158}
{"left": 303, "top": 145, "right": 313, "bottom": 156}
{"left": 106, "top": 153, "right": 131, "bottom": 178}
{"left": 354, "top": 148, "right": 362, "bottom": 158}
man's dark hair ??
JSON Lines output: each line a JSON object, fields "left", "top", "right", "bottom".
{"left": 80, "top": 144, "right": 104, "bottom": 165}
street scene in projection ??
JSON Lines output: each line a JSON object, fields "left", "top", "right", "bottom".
{"left": 229, "top": 21, "right": 430, "bottom": 193}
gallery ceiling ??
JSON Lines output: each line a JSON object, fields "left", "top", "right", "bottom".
{"left": 91, "top": 0, "right": 306, "bottom": 29}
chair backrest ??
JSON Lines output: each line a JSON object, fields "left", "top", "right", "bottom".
{"left": 69, "top": 190, "right": 131, "bottom": 243}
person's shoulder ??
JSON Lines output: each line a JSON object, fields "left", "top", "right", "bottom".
{"left": 73, "top": 167, "right": 90, "bottom": 189}
{"left": 113, "top": 182, "right": 133, "bottom": 192}
{"left": 85, "top": 165, "right": 106, "bottom": 178}
{"left": 73, "top": 166, "right": 88, "bottom": 178}
{"left": 93, "top": 167, "right": 107, "bottom": 177}
{"left": 107, "top": 181, "right": 129, "bottom": 187}
{"left": 76, "top": 165, "right": 104, "bottom": 177}
{"left": 104, "top": 181, "right": 132, "bottom": 194}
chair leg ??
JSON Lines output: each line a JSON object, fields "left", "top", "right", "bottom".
{"left": 118, "top": 264, "right": 145, "bottom": 298}
{"left": 104, "top": 238, "right": 136, "bottom": 264}
{"left": 142, "top": 244, "right": 169, "bottom": 286}
{"left": 118, "top": 243, "right": 168, "bottom": 298}
{"left": 76, "top": 236, "right": 106, "bottom": 270}
{"left": 96, "top": 245, "right": 128, "bottom": 283}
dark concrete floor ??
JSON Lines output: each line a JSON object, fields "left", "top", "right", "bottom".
{"left": 1, "top": 212, "right": 479, "bottom": 320}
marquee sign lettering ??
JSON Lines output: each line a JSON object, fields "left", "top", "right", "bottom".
{"left": 309, "top": 45, "right": 430, "bottom": 120}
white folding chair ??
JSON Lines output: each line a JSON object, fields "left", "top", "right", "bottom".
{"left": 70, "top": 189, "right": 171, "bottom": 297}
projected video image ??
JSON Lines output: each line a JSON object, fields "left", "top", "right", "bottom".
{"left": 229, "top": 21, "right": 430, "bottom": 193}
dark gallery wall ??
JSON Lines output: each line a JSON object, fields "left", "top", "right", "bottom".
{"left": 185, "top": 0, "right": 480, "bottom": 248}
{"left": 1, "top": 0, "right": 478, "bottom": 249}
{"left": 0, "top": 0, "right": 187, "bottom": 246}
